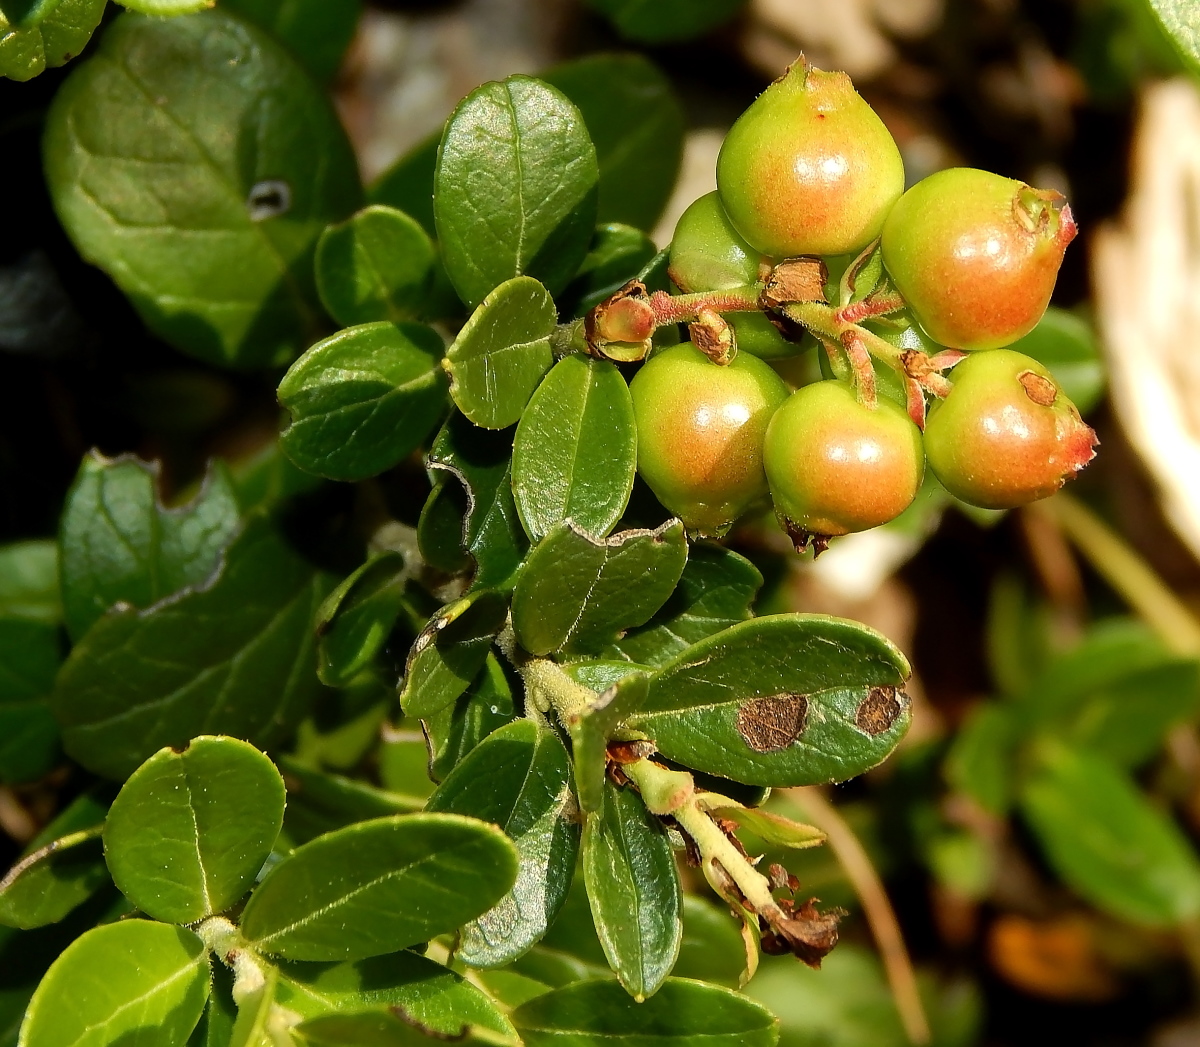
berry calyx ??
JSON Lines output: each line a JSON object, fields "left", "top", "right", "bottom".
{"left": 716, "top": 58, "right": 905, "bottom": 259}
{"left": 630, "top": 343, "right": 789, "bottom": 537}
{"left": 764, "top": 380, "right": 924, "bottom": 546}
{"left": 923, "top": 349, "right": 1097, "bottom": 509}
{"left": 880, "top": 168, "right": 1077, "bottom": 351}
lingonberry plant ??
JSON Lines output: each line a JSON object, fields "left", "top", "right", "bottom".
{"left": 0, "top": 3, "right": 1099, "bottom": 1045}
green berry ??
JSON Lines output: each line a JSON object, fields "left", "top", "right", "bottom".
{"left": 669, "top": 192, "right": 797, "bottom": 359}
{"left": 716, "top": 59, "right": 905, "bottom": 259}
{"left": 631, "top": 342, "right": 789, "bottom": 537}
{"left": 764, "top": 380, "right": 924, "bottom": 539}
{"left": 880, "top": 168, "right": 1077, "bottom": 351}
{"left": 924, "top": 349, "right": 1097, "bottom": 509}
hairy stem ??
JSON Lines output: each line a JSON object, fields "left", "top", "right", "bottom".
{"left": 649, "top": 286, "right": 763, "bottom": 324}
{"left": 496, "top": 623, "right": 598, "bottom": 722}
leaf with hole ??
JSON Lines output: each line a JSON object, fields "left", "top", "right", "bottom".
{"left": 316, "top": 553, "right": 410, "bottom": 687}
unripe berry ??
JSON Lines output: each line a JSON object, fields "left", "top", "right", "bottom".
{"left": 631, "top": 343, "right": 789, "bottom": 537}
{"left": 669, "top": 192, "right": 796, "bottom": 360}
{"left": 716, "top": 59, "right": 905, "bottom": 258}
{"left": 880, "top": 168, "right": 1077, "bottom": 351}
{"left": 764, "top": 381, "right": 924, "bottom": 540}
{"left": 924, "top": 349, "right": 1097, "bottom": 509}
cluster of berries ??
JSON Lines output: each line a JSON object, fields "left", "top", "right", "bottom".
{"left": 620, "top": 58, "right": 1097, "bottom": 550}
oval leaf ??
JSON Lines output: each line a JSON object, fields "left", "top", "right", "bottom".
{"left": 427, "top": 720, "right": 579, "bottom": 967}
{"left": 435, "top": 76, "right": 598, "bottom": 307}
{"left": 445, "top": 276, "right": 555, "bottom": 429}
{"left": 511, "top": 520, "right": 688, "bottom": 656}
{"left": 43, "top": 9, "right": 362, "bottom": 367}
{"left": 241, "top": 813, "right": 519, "bottom": 961}
{"left": 512, "top": 354, "right": 636, "bottom": 543}
{"left": 20, "top": 920, "right": 210, "bottom": 1047}
{"left": 279, "top": 322, "right": 448, "bottom": 482}
{"left": 583, "top": 782, "right": 681, "bottom": 1001}
{"left": 103, "top": 736, "right": 286, "bottom": 924}
{"left": 629, "top": 615, "right": 911, "bottom": 787}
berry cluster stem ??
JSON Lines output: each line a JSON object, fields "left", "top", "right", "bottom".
{"left": 647, "top": 286, "right": 763, "bottom": 324}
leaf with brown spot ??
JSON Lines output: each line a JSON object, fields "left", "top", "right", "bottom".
{"left": 735, "top": 694, "right": 808, "bottom": 753}
{"left": 854, "top": 686, "right": 905, "bottom": 736}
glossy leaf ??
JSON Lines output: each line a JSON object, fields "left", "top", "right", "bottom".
{"left": 1147, "top": 1, "right": 1200, "bottom": 74}
{"left": 423, "top": 412, "right": 528, "bottom": 587}
{"left": 583, "top": 0, "right": 746, "bottom": 43}
{"left": 608, "top": 544, "right": 762, "bottom": 668}
{"left": 221, "top": 0, "right": 361, "bottom": 82}
{"left": 512, "top": 520, "right": 688, "bottom": 656}
{"left": 435, "top": 76, "right": 598, "bottom": 307}
{"left": 0, "top": 540, "right": 59, "bottom": 623}
{"left": 103, "top": 736, "right": 286, "bottom": 923}
{"left": 542, "top": 54, "right": 684, "bottom": 231}
{"left": 43, "top": 9, "right": 362, "bottom": 368}
{"left": 562, "top": 224, "right": 658, "bottom": 316}
{"left": 399, "top": 590, "right": 508, "bottom": 719}
{"left": 60, "top": 453, "right": 240, "bottom": 642}
{"left": 629, "top": 615, "right": 912, "bottom": 787}
{"left": 279, "top": 322, "right": 448, "bottom": 482}
{"left": 512, "top": 355, "right": 637, "bottom": 543}
{"left": 1021, "top": 744, "right": 1200, "bottom": 927}
{"left": 52, "top": 515, "right": 329, "bottom": 779}
{"left": 423, "top": 652, "right": 517, "bottom": 782}
{"left": 370, "top": 132, "right": 439, "bottom": 237}
{"left": 241, "top": 813, "right": 519, "bottom": 961}
{"left": 275, "top": 949, "right": 515, "bottom": 1039}
{"left": 0, "top": 0, "right": 104, "bottom": 81}
{"left": 567, "top": 671, "right": 650, "bottom": 813}
{"left": 316, "top": 553, "right": 409, "bottom": 688}
{"left": 445, "top": 276, "right": 555, "bottom": 429}
{"left": 19, "top": 921, "right": 210, "bottom": 1047}
{"left": 427, "top": 720, "right": 579, "bottom": 966}
{"left": 512, "top": 978, "right": 778, "bottom": 1046}
{"left": 1008, "top": 307, "right": 1105, "bottom": 414}
{"left": 315, "top": 206, "right": 435, "bottom": 327}
{"left": 583, "top": 782, "right": 681, "bottom": 1000}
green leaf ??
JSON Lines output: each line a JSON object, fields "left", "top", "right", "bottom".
{"left": 1008, "top": 306, "right": 1105, "bottom": 414}
{"left": 221, "top": 0, "right": 361, "bottom": 82}
{"left": 370, "top": 133, "right": 439, "bottom": 237}
{"left": 0, "top": 541, "right": 59, "bottom": 623}
{"left": 292, "top": 1013, "right": 452, "bottom": 1046}
{"left": 427, "top": 720, "right": 579, "bottom": 967}
{"left": 583, "top": 782, "right": 681, "bottom": 1000}
{"left": 43, "top": 9, "right": 362, "bottom": 368}
{"left": 102, "top": 736, "right": 286, "bottom": 923}
{"left": 227, "top": 965, "right": 279, "bottom": 1047}
{"left": 512, "top": 978, "right": 778, "bottom": 1046}
{"left": 435, "top": 76, "right": 598, "bottom": 307}
{"left": 278, "top": 757, "right": 423, "bottom": 847}
{"left": 672, "top": 897, "right": 745, "bottom": 989}
{"left": 19, "top": 920, "right": 210, "bottom": 1047}
{"left": 445, "top": 276, "right": 555, "bottom": 429}
{"left": 567, "top": 672, "right": 650, "bottom": 814}
{"left": 701, "top": 803, "right": 825, "bottom": 850}
{"left": 187, "top": 965, "right": 237, "bottom": 1047}
{"left": 59, "top": 452, "right": 240, "bottom": 642}
{"left": 0, "top": 0, "right": 105, "bottom": 81}
{"left": 226, "top": 439, "right": 325, "bottom": 514}
{"left": 423, "top": 412, "right": 528, "bottom": 588}
{"left": 943, "top": 703, "right": 1020, "bottom": 816}
{"left": 315, "top": 206, "right": 436, "bottom": 327}
{"left": 583, "top": 0, "right": 746, "bottom": 43}
{"left": 542, "top": 55, "right": 684, "bottom": 232}
{"left": 0, "top": 700, "right": 59, "bottom": 786}
{"left": 423, "top": 652, "right": 518, "bottom": 782}
{"left": 399, "top": 590, "right": 508, "bottom": 719}
{"left": 316, "top": 553, "right": 409, "bottom": 688}
{"left": 0, "top": 792, "right": 109, "bottom": 930}
{"left": 275, "top": 950, "right": 516, "bottom": 1039}
{"left": 241, "top": 813, "right": 519, "bottom": 961}
{"left": 511, "top": 520, "right": 688, "bottom": 656}
{"left": 278, "top": 322, "right": 448, "bottom": 482}
{"left": 1146, "top": 0, "right": 1200, "bottom": 74}
{"left": 608, "top": 544, "right": 762, "bottom": 668}
{"left": 0, "top": 619, "right": 60, "bottom": 702}
{"left": 0, "top": 0, "right": 62, "bottom": 29}
{"left": 512, "top": 355, "right": 636, "bottom": 543}
{"left": 561, "top": 224, "right": 658, "bottom": 316}
{"left": 628, "top": 615, "right": 911, "bottom": 787}
{"left": 117, "top": 0, "right": 209, "bottom": 14}
{"left": 1021, "top": 744, "right": 1200, "bottom": 927}
{"left": 52, "top": 514, "right": 329, "bottom": 780}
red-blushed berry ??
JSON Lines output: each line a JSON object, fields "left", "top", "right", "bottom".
{"left": 880, "top": 168, "right": 1077, "bottom": 351}
{"left": 924, "top": 349, "right": 1097, "bottom": 509}
{"left": 630, "top": 342, "right": 789, "bottom": 537}
{"left": 764, "top": 380, "right": 924, "bottom": 542}
{"left": 716, "top": 58, "right": 905, "bottom": 259}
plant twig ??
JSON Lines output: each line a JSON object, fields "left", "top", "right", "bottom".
{"left": 786, "top": 787, "right": 932, "bottom": 1046}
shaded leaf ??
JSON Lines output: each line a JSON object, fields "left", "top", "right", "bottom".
{"left": 369, "top": 132, "right": 439, "bottom": 237}
{"left": 568, "top": 671, "right": 650, "bottom": 814}
{"left": 423, "top": 652, "right": 518, "bottom": 782}
{"left": 944, "top": 702, "right": 1020, "bottom": 817}
{"left": 583, "top": 0, "right": 746, "bottom": 43}
{"left": 292, "top": 1013, "right": 448, "bottom": 1046}
{"left": 0, "top": 700, "right": 59, "bottom": 785}
{"left": 0, "top": 0, "right": 105, "bottom": 81}
{"left": 221, "top": 0, "right": 361, "bottom": 82}
{"left": 279, "top": 757, "right": 423, "bottom": 848}
{"left": 186, "top": 964, "right": 238, "bottom": 1047}
{"left": 561, "top": 224, "right": 658, "bottom": 316}
{"left": 0, "top": 540, "right": 59, "bottom": 623}
{"left": 672, "top": 897, "right": 745, "bottom": 989}
{"left": 0, "top": 619, "right": 60, "bottom": 702}
{"left": 316, "top": 553, "right": 409, "bottom": 687}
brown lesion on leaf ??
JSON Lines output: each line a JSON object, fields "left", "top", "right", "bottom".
{"left": 736, "top": 692, "right": 809, "bottom": 752}
{"left": 855, "top": 685, "right": 906, "bottom": 735}
{"left": 1019, "top": 369, "right": 1059, "bottom": 406}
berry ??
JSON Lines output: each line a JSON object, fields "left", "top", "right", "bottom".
{"left": 669, "top": 192, "right": 797, "bottom": 359}
{"left": 764, "top": 381, "right": 924, "bottom": 541}
{"left": 631, "top": 343, "right": 789, "bottom": 537}
{"left": 716, "top": 59, "right": 905, "bottom": 258}
{"left": 880, "top": 168, "right": 1077, "bottom": 351}
{"left": 924, "top": 349, "right": 1097, "bottom": 509}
